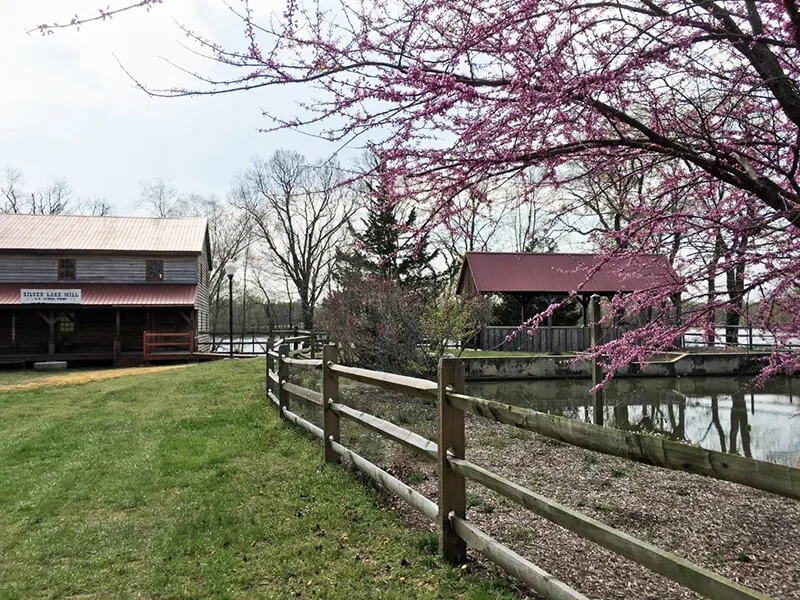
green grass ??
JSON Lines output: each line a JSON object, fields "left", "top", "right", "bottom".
{"left": 0, "top": 368, "right": 59, "bottom": 386}
{"left": 0, "top": 366, "right": 117, "bottom": 388}
{"left": 0, "top": 359, "right": 517, "bottom": 600}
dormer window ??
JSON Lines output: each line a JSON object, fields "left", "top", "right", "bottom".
{"left": 58, "top": 258, "right": 76, "bottom": 280}
{"left": 146, "top": 259, "right": 164, "bottom": 281}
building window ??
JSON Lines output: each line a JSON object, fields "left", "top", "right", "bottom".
{"left": 146, "top": 260, "right": 164, "bottom": 281}
{"left": 58, "top": 258, "right": 76, "bottom": 280}
{"left": 58, "top": 314, "right": 75, "bottom": 334}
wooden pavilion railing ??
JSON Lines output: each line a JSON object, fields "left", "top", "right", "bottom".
{"left": 265, "top": 343, "right": 797, "bottom": 600}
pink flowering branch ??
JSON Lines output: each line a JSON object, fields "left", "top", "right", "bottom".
{"left": 29, "top": 1, "right": 164, "bottom": 35}
{"left": 33, "top": 0, "right": 800, "bottom": 380}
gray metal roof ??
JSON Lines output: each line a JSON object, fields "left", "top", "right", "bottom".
{"left": 0, "top": 214, "right": 208, "bottom": 254}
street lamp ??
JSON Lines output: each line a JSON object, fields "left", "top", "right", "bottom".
{"left": 225, "top": 263, "right": 239, "bottom": 359}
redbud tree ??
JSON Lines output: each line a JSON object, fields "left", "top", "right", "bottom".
{"left": 41, "top": 0, "right": 800, "bottom": 379}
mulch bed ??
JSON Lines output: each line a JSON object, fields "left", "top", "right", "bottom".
{"left": 324, "top": 382, "right": 800, "bottom": 600}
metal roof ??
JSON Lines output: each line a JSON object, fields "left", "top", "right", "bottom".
{"left": 457, "top": 252, "right": 681, "bottom": 295}
{"left": 0, "top": 214, "right": 208, "bottom": 254}
{"left": 0, "top": 284, "right": 198, "bottom": 307}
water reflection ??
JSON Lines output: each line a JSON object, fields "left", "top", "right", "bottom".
{"left": 466, "top": 377, "right": 800, "bottom": 467}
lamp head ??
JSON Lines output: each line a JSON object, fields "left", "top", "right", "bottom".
{"left": 224, "top": 262, "right": 239, "bottom": 277}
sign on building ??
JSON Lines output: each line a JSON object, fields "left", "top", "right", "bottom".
{"left": 20, "top": 289, "right": 82, "bottom": 304}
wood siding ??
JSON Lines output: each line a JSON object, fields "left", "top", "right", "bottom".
{"left": 476, "top": 326, "right": 630, "bottom": 353}
{"left": 0, "top": 254, "right": 197, "bottom": 284}
{"left": 195, "top": 245, "right": 211, "bottom": 330}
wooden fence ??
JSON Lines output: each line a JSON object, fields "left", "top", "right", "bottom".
{"left": 475, "top": 325, "right": 633, "bottom": 353}
{"left": 265, "top": 343, "right": 797, "bottom": 599}
{"left": 198, "top": 330, "right": 323, "bottom": 355}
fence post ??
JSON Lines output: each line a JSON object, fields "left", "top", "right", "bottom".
{"left": 438, "top": 356, "right": 467, "bottom": 564}
{"left": 590, "top": 295, "right": 604, "bottom": 426}
{"left": 266, "top": 350, "right": 274, "bottom": 398}
{"left": 278, "top": 344, "right": 289, "bottom": 419}
{"left": 322, "top": 344, "right": 340, "bottom": 464}
{"left": 310, "top": 332, "right": 317, "bottom": 359}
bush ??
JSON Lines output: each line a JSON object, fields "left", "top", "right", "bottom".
{"left": 320, "top": 276, "right": 427, "bottom": 374}
{"left": 421, "top": 291, "right": 493, "bottom": 358}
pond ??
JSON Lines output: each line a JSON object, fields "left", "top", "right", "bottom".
{"left": 466, "top": 377, "right": 800, "bottom": 467}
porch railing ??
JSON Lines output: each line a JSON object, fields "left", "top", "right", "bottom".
{"left": 143, "top": 331, "right": 194, "bottom": 360}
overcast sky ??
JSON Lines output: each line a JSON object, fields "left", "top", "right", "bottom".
{"left": 1, "top": 1, "right": 345, "bottom": 216}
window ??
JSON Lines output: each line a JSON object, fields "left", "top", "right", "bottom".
{"left": 58, "top": 314, "right": 75, "bottom": 334}
{"left": 146, "top": 259, "right": 164, "bottom": 281}
{"left": 58, "top": 258, "right": 76, "bottom": 280}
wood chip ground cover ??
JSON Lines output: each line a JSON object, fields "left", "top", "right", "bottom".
{"left": 296, "top": 379, "right": 800, "bottom": 600}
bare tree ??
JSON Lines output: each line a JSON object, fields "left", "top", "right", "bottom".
{"left": 234, "top": 150, "right": 354, "bottom": 330}
{"left": 77, "top": 196, "right": 114, "bottom": 216}
{"left": 30, "top": 178, "right": 72, "bottom": 215}
{"left": 510, "top": 199, "right": 559, "bottom": 253}
{"left": 2, "top": 167, "right": 113, "bottom": 216}
{"left": 435, "top": 186, "right": 510, "bottom": 281}
{"left": 1, "top": 168, "right": 24, "bottom": 213}
{"left": 138, "top": 177, "right": 187, "bottom": 217}
{"left": 1, "top": 172, "right": 73, "bottom": 215}
{"left": 183, "top": 194, "right": 252, "bottom": 332}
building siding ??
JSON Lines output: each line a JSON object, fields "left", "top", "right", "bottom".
{"left": 0, "top": 254, "right": 197, "bottom": 284}
{"left": 195, "top": 245, "right": 211, "bottom": 331}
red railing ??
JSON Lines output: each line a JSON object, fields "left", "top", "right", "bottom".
{"left": 143, "top": 331, "right": 194, "bottom": 361}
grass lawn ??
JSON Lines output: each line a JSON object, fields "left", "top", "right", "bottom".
{"left": 0, "top": 359, "right": 518, "bottom": 600}
{"left": 0, "top": 368, "right": 62, "bottom": 387}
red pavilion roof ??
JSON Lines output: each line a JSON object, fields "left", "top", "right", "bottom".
{"left": 457, "top": 252, "right": 681, "bottom": 296}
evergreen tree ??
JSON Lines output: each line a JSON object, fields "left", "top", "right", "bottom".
{"left": 339, "top": 159, "right": 438, "bottom": 285}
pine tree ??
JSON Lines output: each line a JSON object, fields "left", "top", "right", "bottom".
{"left": 340, "top": 159, "right": 438, "bottom": 285}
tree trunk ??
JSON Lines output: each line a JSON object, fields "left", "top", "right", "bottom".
{"left": 301, "top": 295, "right": 314, "bottom": 330}
{"left": 707, "top": 231, "right": 724, "bottom": 347}
{"left": 730, "top": 391, "right": 752, "bottom": 459}
{"left": 724, "top": 239, "right": 747, "bottom": 347}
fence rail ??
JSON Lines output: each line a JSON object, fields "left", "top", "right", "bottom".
{"left": 445, "top": 391, "right": 800, "bottom": 500}
{"left": 198, "top": 330, "right": 325, "bottom": 355}
{"left": 264, "top": 342, "right": 789, "bottom": 600}
{"left": 328, "top": 363, "right": 437, "bottom": 399}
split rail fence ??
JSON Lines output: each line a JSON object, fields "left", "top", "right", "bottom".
{"left": 265, "top": 343, "right": 798, "bottom": 600}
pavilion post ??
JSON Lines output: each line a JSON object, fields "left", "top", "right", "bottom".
{"left": 578, "top": 295, "right": 590, "bottom": 327}
{"left": 590, "top": 294, "right": 604, "bottom": 426}
{"left": 672, "top": 292, "right": 683, "bottom": 348}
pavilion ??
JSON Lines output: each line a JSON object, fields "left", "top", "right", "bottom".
{"left": 456, "top": 252, "right": 683, "bottom": 351}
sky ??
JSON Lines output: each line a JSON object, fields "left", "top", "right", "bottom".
{"left": 1, "top": 1, "right": 345, "bottom": 215}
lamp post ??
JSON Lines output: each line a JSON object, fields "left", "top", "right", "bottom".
{"left": 225, "top": 263, "right": 238, "bottom": 359}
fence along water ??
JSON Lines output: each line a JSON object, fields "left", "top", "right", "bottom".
{"left": 265, "top": 343, "right": 794, "bottom": 599}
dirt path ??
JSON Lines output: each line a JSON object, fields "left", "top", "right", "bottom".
{"left": 0, "top": 364, "right": 195, "bottom": 392}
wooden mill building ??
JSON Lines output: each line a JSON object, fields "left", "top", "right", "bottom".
{"left": 0, "top": 214, "right": 211, "bottom": 366}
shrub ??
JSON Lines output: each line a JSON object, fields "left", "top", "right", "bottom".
{"left": 320, "top": 275, "right": 427, "bottom": 374}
